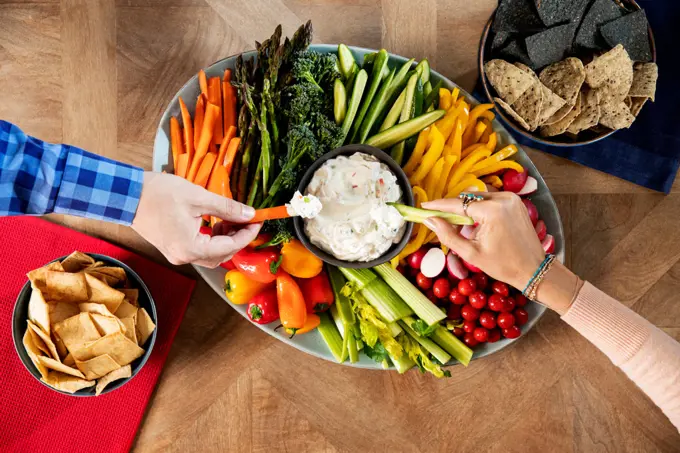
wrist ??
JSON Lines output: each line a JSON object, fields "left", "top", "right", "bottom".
{"left": 533, "top": 261, "right": 582, "bottom": 315}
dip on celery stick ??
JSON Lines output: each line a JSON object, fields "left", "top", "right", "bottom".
{"left": 303, "top": 152, "right": 406, "bottom": 262}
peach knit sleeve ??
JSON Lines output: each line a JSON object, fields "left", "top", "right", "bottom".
{"left": 561, "top": 282, "right": 680, "bottom": 431}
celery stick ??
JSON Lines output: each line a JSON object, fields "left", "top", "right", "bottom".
{"left": 329, "top": 304, "right": 346, "bottom": 338}
{"left": 339, "top": 267, "right": 413, "bottom": 323}
{"left": 400, "top": 320, "right": 451, "bottom": 365}
{"left": 431, "top": 326, "right": 473, "bottom": 366}
{"left": 328, "top": 267, "right": 355, "bottom": 325}
{"left": 388, "top": 321, "right": 403, "bottom": 337}
{"left": 388, "top": 203, "right": 474, "bottom": 225}
{"left": 318, "top": 312, "right": 346, "bottom": 363}
{"left": 347, "top": 332, "right": 359, "bottom": 363}
{"left": 390, "top": 352, "right": 416, "bottom": 374}
{"left": 373, "top": 264, "right": 446, "bottom": 326}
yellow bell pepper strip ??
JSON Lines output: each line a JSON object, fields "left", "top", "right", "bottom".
{"left": 450, "top": 87, "right": 460, "bottom": 103}
{"left": 285, "top": 313, "right": 320, "bottom": 336}
{"left": 435, "top": 155, "right": 458, "bottom": 201}
{"left": 480, "top": 111, "right": 495, "bottom": 122}
{"left": 403, "top": 128, "right": 430, "bottom": 176}
{"left": 424, "top": 157, "right": 445, "bottom": 201}
{"left": 277, "top": 272, "right": 307, "bottom": 334}
{"left": 479, "top": 119, "right": 493, "bottom": 144}
{"left": 439, "top": 88, "right": 452, "bottom": 110}
{"left": 482, "top": 175, "right": 503, "bottom": 189}
{"left": 468, "top": 103, "right": 495, "bottom": 125}
{"left": 461, "top": 143, "right": 487, "bottom": 159}
{"left": 486, "top": 132, "right": 498, "bottom": 153}
{"left": 445, "top": 177, "right": 487, "bottom": 198}
{"left": 434, "top": 108, "right": 459, "bottom": 142}
{"left": 224, "top": 270, "right": 272, "bottom": 305}
{"left": 462, "top": 104, "right": 494, "bottom": 147}
{"left": 471, "top": 144, "right": 519, "bottom": 172}
{"left": 447, "top": 147, "right": 493, "bottom": 193}
{"left": 391, "top": 186, "right": 429, "bottom": 267}
{"left": 447, "top": 118, "right": 463, "bottom": 160}
{"left": 471, "top": 121, "right": 487, "bottom": 147}
{"left": 280, "top": 239, "right": 323, "bottom": 278}
{"left": 410, "top": 125, "right": 445, "bottom": 185}
{"left": 471, "top": 160, "right": 524, "bottom": 178}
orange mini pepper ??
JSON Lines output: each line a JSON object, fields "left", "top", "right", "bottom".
{"left": 277, "top": 272, "right": 307, "bottom": 333}
{"left": 280, "top": 239, "right": 323, "bottom": 279}
{"left": 285, "top": 313, "right": 320, "bottom": 336}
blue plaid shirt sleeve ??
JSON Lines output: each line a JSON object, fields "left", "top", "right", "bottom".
{"left": 0, "top": 120, "right": 143, "bottom": 225}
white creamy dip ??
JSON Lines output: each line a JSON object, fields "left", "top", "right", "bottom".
{"left": 285, "top": 191, "right": 323, "bottom": 219}
{"left": 304, "top": 152, "right": 406, "bottom": 262}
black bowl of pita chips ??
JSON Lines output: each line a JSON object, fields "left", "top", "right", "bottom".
{"left": 479, "top": 0, "right": 657, "bottom": 146}
{"left": 12, "top": 251, "right": 157, "bottom": 397}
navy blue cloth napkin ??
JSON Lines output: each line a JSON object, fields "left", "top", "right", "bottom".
{"left": 478, "top": 0, "right": 680, "bottom": 193}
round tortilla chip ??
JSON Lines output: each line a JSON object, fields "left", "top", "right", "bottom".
{"left": 511, "top": 63, "right": 544, "bottom": 131}
{"left": 540, "top": 92, "right": 583, "bottom": 137}
{"left": 629, "top": 62, "right": 657, "bottom": 101}
{"left": 584, "top": 44, "right": 632, "bottom": 92}
{"left": 539, "top": 57, "right": 585, "bottom": 106}
{"left": 484, "top": 59, "right": 535, "bottom": 105}
{"left": 494, "top": 97, "right": 531, "bottom": 131}
{"left": 599, "top": 100, "right": 635, "bottom": 130}
{"left": 567, "top": 88, "right": 601, "bottom": 134}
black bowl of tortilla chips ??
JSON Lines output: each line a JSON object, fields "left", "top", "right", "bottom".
{"left": 478, "top": 0, "right": 656, "bottom": 147}
{"left": 12, "top": 252, "right": 157, "bottom": 397}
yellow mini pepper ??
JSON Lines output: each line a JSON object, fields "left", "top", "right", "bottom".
{"left": 281, "top": 239, "right": 323, "bottom": 278}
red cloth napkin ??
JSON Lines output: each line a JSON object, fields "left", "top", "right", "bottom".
{"left": 0, "top": 217, "right": 195, "bottom": 453}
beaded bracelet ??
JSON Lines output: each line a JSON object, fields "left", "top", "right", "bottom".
{"left": 522, "top": 254, "right": 556, "bottom": 301}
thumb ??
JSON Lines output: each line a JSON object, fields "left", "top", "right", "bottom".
{"left": 193, "top": 189, "right": 256, "bottom": 223}
{"left": 424, "top": 217, "right": 477, "bottom": 259}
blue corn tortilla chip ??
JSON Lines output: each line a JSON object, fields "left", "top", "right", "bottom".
{"left": 493, "top": 0, "right": 544, "bottom": 33}
{"left": 491, "top": 31, "right": 514, "bottom": 51}
{"left": 526, "top": 23, "right": 578, "bottom": 69}
{"left": 573, "top": 0, "right": 624, "bottom": 51}
{"left": 498, "top": 39, "right": 534, "bottom": 68}
{"left": 600, "top": 10, "right": 652, "bottom": 62}
{"left": 534, "top": 0, "right": 590, "bottom": 27}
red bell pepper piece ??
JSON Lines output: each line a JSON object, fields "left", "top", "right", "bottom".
{"left": 232, "top": 247, "right": 282, "bottom": 283}
{"left": 247, "top": 288, "right": 279, "bottom": 324}
{"left": 220, "top": 260, "right": 236, "bottom": 270}
{"left": 297, "top": 270, "right": 335, "bottom": 313}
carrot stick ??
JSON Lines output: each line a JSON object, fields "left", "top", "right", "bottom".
{"left": 176, "top": 153, "right": 190, "bottom": 179}
{"left": 194, "top": 152, "right": 217, "bottom": 188}
{"left": 216, "top": 126, "right": 237, "bottom": 167}
{"left": 207, "top": 165, "right": 232, "bottom": 198}
{"left": 178, "top": 97, "right": 194, "bottom": 163}
{"left": 222, "top": 69, "right": 236, "bottom": 132}
{"left": 248, "top": 206, "right": 290, "bottom": 224}
{"left": 208, "top": 77, "right": 223, "bottom": 148}
{"left": 198, "top": 70, "right": 208, "bottom": 97}
{"left": 188, "top": 103, "right": 220, "bottom": 182}
{"left": 170, "top": 117, "right": 184, "bottom": 172}
{"left": 223, "top": 138, "right": 241, "bottom": 175}
{"left": 194, "top": 94, "right": 206, "bottom": 150}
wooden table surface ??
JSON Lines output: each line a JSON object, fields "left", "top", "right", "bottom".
{"left": 2, "top": 0, "right": 679, "bottom": 451}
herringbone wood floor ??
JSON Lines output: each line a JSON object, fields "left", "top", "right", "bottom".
{"left": 1, "top": 0, "right": 679, "bottom": 451}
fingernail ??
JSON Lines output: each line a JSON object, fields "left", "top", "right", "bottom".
{"left": 242, "top": 205, "right": 255, "bottom": 219}
{"left": 424, "top": 217, "right": 438, "bottom": 231}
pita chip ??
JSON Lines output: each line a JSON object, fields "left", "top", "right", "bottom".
{"left": 95, "top": 365, "right": 132, "bottom": 396}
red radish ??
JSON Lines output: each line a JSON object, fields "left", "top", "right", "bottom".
{"left": 408, "top": 248, "right": 427, "bottom": 270}
{"left": 421, "top": 248, "right": 446, "bottom": 278}
{"left": 488, "top": 294, "right": 504, "bottom": 312}
{"left": 397, "top": 264, "right": 406, "bottom": 275}
{"left": 502, "top": 169, "right": 528, "bottom": 193}
{"left": 463, "top": 320, "right": 476, "bottom": 333}
{"left": 416, "top": 273, "right": 432, "bottom": 290}
{"left": 473, "top": 273, "right": 489, "bottom": 290}
{"left": 479, "top": 310, "right": 497, "bottom": 329}
{"left": 502, "top": 325, "right": 521, "bottom": 339}
{"left": 449, "top": 289, "right": 468, "bottom": 305}
{"left": 447, "top": 304, "right": 461, "bottom": 320}
{"left": 460, "top": 224, "right": 477, "bottom": 240}
{"left": 463, "top": 332, "right": 479, "bottom": 347}
{"left": 515, "top": 294, "right": 528, "bottom": 307}
{"left": 535, "top": 220, "right": 547, "bottom": 241}
{"left": 461, "top": 258, "right": 482, "bottom": 273}
{"left": 514, "top": 308, "right": 529, "bottom": 326}
{"left": 491, "top": 281, "right": 510, "bottom": 297}
{"left": 453, "top": 327, "right": 465, "bottom": 337}
{"left": 446, "top": 252, "right": 469, "bottom": 280}
{"left": 433, "top": 278, "right": 451, "bottom": 298}
{"left": 474, "top": 327, "right": 489, "bottom": 343}
{"left": 517, "top": 176, "right": 538, "bottom": 196}
{"left": 522, "top": 199, "right": 539, "bottom": 226}
{"left": 542, "top": 234, "right": 555, "bottom": 254}
{"left": 487, "top": 328, "right": 502, "bottom": 343}
{"left": 501, "top": 296, "right": 516, "bottom": 313}
{"left": 461, "top": 304, "right": 480, "bottom": 321}
{"left": 458, "top": 278, "right": 477, "bottom": 296}
{"left": 497, "top": 312, "right": 515, "bottom": 329}
{"left": 468, "top": 291, "right": 487, "bottom": 309}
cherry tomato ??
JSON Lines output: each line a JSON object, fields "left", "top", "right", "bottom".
{"left": 463, "top": 332, "right": 479, "bottom": 347}
{"left": 463, "top": 319, "right": 476, "bottom": 333}
{"left": 433, "top": 278, "right": 451, "bottom": 299}
{"left": 487, "top": 328, "right": 501, "bottom": 343}
{"left": 468, "top": 291, "right": 487, "bottom": 309}
{"left": 425, "top": 289, "right": 438, "bottom": 304}
{"left": 503, "top": 325, "right": 521, "bottom": 339}
{"left": 473, "top": 327, "right": 489, "bottom": 343}
{"left": 501, "top": 296, "right": 516, "bottom": 313}
{"left": 408, "top": 248, "right": 427, "bottom": 270}
{"left": 479, "top": 310, "right": 497, "bottom": 329}
{"left": 497, "top": 312, "right": 516, "bottom": 329}
{"left": 514, "top": 308, "right": 529, "bottom": 326}
{"left": 453, "top": 327, "right": 465, "bottom": 337}
{"left": 416, "top": 273, "right": 432, "bottom": 290}
{"left": 491, "top": 281, "right": 510, "bottom": 297}
{"left": 457, "top": 278, "right": 477, "bottom": 296}
{"left": 449, "top": 289, "right": 468, "bottom": 305}
{"left": 515, "top": 294, "right": 528, "bottom": 307}
{"left": 447, "top": 304, "right": 462, "bottom": 320}
{"left": 461, "top": 304, "right": 480, "bottom": 321}
{"left": 473, "top": 273, "right": 489, "bottom": 291}
{"left": 488, "top": 294, "right": 504, "bottom": 312}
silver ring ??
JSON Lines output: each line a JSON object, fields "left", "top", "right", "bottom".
{"left": 458, "top": 193, "right": 483, "bottom": 217}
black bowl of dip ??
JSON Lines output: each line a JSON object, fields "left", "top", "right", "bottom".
{"left": 293, "top": 144, "right": 414, "bottom": 269}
